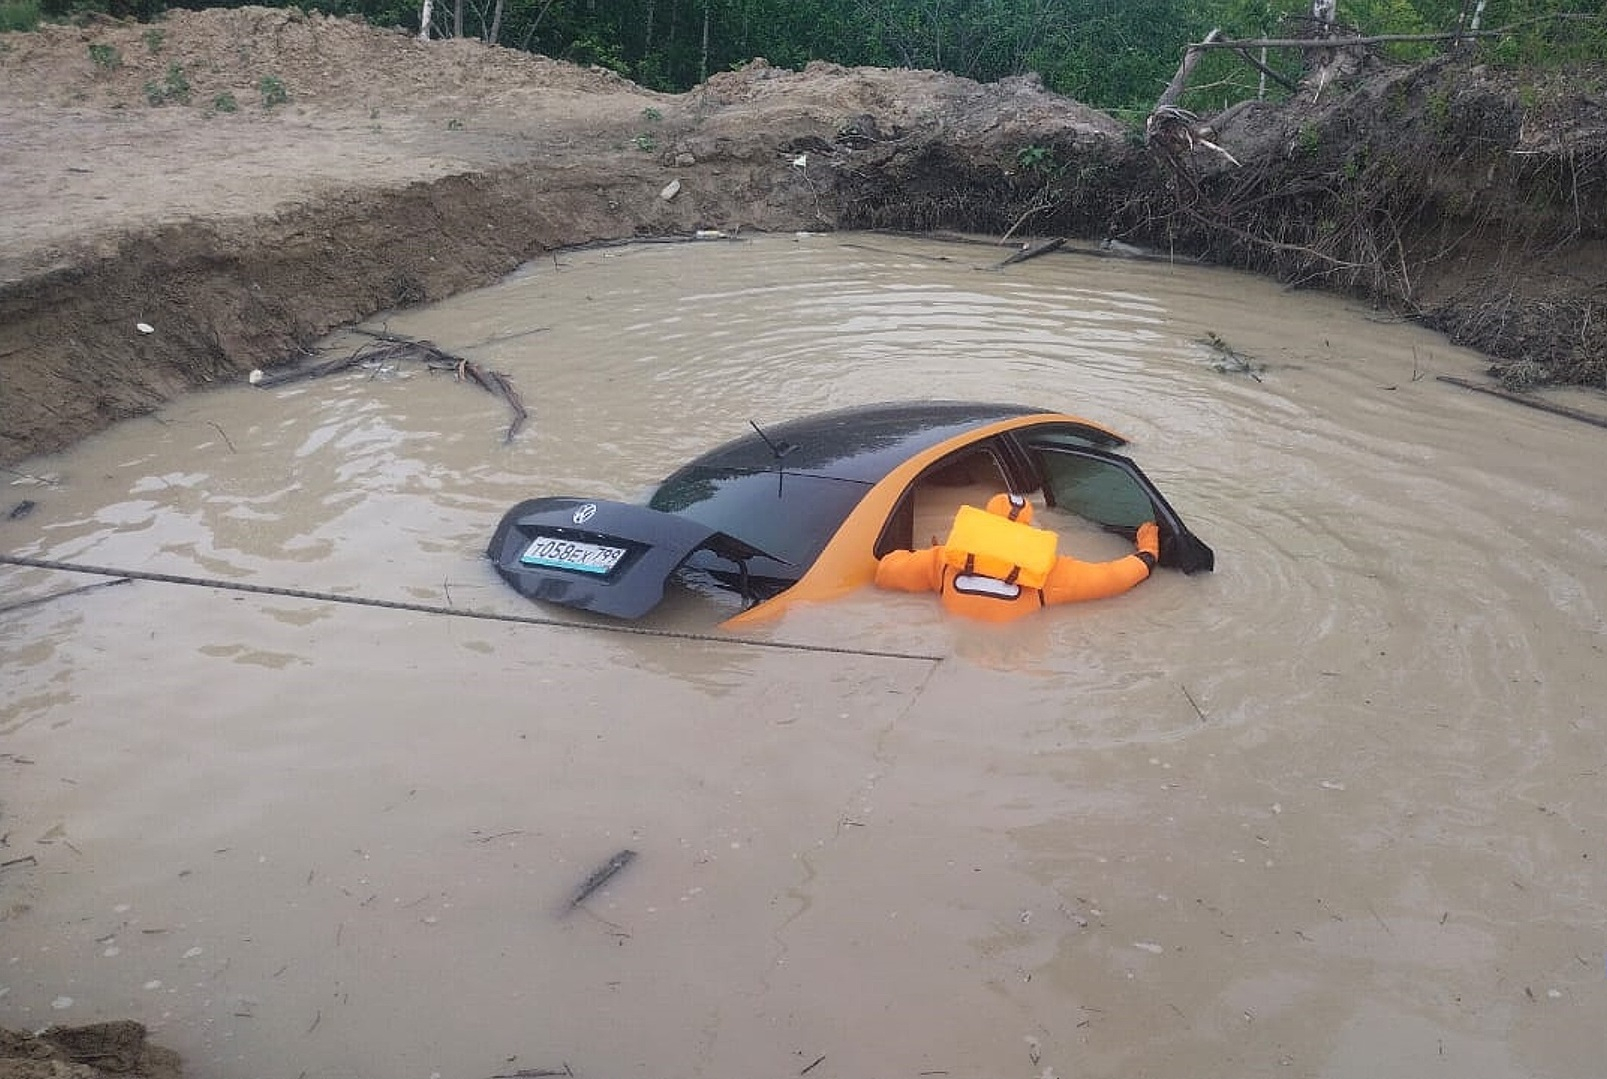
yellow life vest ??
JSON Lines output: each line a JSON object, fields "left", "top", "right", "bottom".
{"left": 941, "top": 504, "right": 1058, "bottom": 590}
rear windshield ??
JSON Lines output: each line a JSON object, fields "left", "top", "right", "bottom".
{"left": 649, "top": 467, "right": 872, "bottom": 570}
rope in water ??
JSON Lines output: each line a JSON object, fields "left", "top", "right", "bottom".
{"left": 0, "top": 554, "right": 943, "bottom": 664}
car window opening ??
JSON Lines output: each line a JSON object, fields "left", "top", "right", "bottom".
{"left": 873, "top": 448, "right": 1017, "bottom": 555}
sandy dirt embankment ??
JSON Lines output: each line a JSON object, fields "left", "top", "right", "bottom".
{"left": 0, "top": 6, "right": 1129, "bottom": 466}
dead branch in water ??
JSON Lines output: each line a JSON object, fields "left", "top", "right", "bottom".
{"left": 251, "top": 331, "right": 530, "bottom": 444}
{"left": 1436, "top": 375, "right": 1607, "bottom": 430}
{"left": 453, "top": 360, "right": 529, "bottom": 444}
{"left": 567, "top": 849, "right": 637, "bottom": 911}
{"left": 993, "top": 237, "right": 1065, "bottom": 269}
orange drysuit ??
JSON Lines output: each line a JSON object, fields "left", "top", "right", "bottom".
{"left": 874, "top": 493, "right": 1160, "bottom": 623}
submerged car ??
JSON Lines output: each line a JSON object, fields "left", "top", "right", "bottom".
{"left": 487, "top": 401, "right": 1214, "bottom": 625}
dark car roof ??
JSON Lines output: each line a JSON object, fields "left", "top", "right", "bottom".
{"left": 671, "top": 401, "right": 1046, "bottom": 483}
{"left": 646, "top": 402, "right": 1061, "bottom": 577}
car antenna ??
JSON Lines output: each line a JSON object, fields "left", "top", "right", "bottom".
{"left": 749, "top": 420, "right": 796, "bottom": 461}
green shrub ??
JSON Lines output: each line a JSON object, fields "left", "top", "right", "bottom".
{"left": 258, "top": 74, "right": 288, "bottom": 107}
{"left": 143, "top": 62, "right": 189, "bottom": 105}
{"left": 212, "top": 91, "right": 237, "bottom": 113}
{"left": 1015, "top": 144, "right": 1065, "bottom": 178}
{"left": 0, "top": 0, "right": 39, "bottom": 33}
{"left": 88, "top": 42, "right": 122, "bottom": 70}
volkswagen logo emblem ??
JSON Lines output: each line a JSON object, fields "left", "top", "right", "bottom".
{"left": 572, "top": 503, "right": 598, "bottom": 525}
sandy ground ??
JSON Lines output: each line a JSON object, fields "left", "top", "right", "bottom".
{"left": 0, "top": 5, "right": 1131, "bottom": 286}
{"left": 0, "top": 8, "right": 665, "bottom": 281}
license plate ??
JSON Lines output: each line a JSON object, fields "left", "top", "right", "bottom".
{"left": 520, "top": 534, "right": 628, "bottom": 575}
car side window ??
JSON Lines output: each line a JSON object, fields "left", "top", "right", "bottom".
{"left": 1035, "top": 450, "right": 1156, "bottom": 530}
{"left": 1027, "top": 443, "right": 1217, "bottom": 573}
{"left": 875, "top": 447, "right": 1011, "bottom": 556}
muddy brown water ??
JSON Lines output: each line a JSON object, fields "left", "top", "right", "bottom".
{"left": 2, "top": 233, "right": 1603, "bottom": 1079}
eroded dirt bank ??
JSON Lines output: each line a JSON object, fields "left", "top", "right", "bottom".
{"left": 0, "top": 1021, "right": 180, "bottom": 1079}
{"left": 1, "top": 6, "right": 1603, "bottom": 463}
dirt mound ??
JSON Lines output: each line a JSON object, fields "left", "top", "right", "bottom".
{"left": 0, "top": 1022, "right": 180, "bottom": 1079}
{"left": 1, "top": 7, "right": 1138, "bottom": 466}
{"left": 1193, "top": 55, "right": 1607, "bottom": 389}
{"left": 0, "top": 6, "right": 638, "bottom": 110}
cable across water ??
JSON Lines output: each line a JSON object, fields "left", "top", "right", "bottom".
{"left": 0, "top": 554, "right": 944, "bottom": 664}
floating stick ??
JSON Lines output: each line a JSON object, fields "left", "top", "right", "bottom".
{"left": 568, "top": 849, "right": 637, "bottom": 910}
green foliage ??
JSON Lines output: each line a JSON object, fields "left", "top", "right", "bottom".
{"left": 1295, "top": 121, "right": 1320, "bottom": 155}
{"left": 1342, "top": 144, "right": 1368, "bottom": 181}
{"left": 259, "top": 74, "right": 289, "bottom": 106}
{"left": 1016, "top": 145, "right": 1051, "bottom": 170}
{"left": 142, "top": 27, "right": 164, "bottom": 52}
{"left": 0, "top": 0, "right": 39, "bottom": 32}
{"left": 1425, "top": 89, "right": 1451, "bottom": 130}
{"left": 562, "top": 31, "right": 627, "bottom": 75}
{"left": 632, "top": 132, "right": 657, "bottom": 152}
{"left": 1342, "top": 0, "right": 1438, "bottom": 61}
{"left": 1015, "top": 143, "right": 1064, "bottom": 178}
{"left": 88, "top": 42, "right": 121, "bottom": 69}
{"left": 43, "top": 0, "right": 165, "bottom": 21}
{"left": 212, "top": 91, "right": 237, "bottom": 112}
{"left": 71, "top": 0, "right": 1601, "bottom": 113}
{"left": 162, "top": 63, "right": 188, "bottom": 100}
{"left": 143, "top": 61, "right": 189, "bottom": 105}
{"left": 1477, "top": 3, "right": 1607, "bottom": 68}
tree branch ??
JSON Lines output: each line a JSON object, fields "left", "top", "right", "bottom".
{"left": 1183, "top": 14, "right": 1601, "bottom": 52}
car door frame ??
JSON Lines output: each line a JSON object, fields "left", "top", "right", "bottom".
{"left": 1001, "top": 432, "right": 1215, "bottom": 574}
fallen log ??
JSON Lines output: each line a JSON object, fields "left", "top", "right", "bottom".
{"left": 993, "top": 237, "right": 1065, "bottom": 269}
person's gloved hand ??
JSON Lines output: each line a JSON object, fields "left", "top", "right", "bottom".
{"left": 1135, "top": 521, "right": 1160, "bottom": 570}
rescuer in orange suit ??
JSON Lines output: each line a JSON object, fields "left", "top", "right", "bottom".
{"left": 874, "top": 492, "right": 1160, "bottom": 622}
